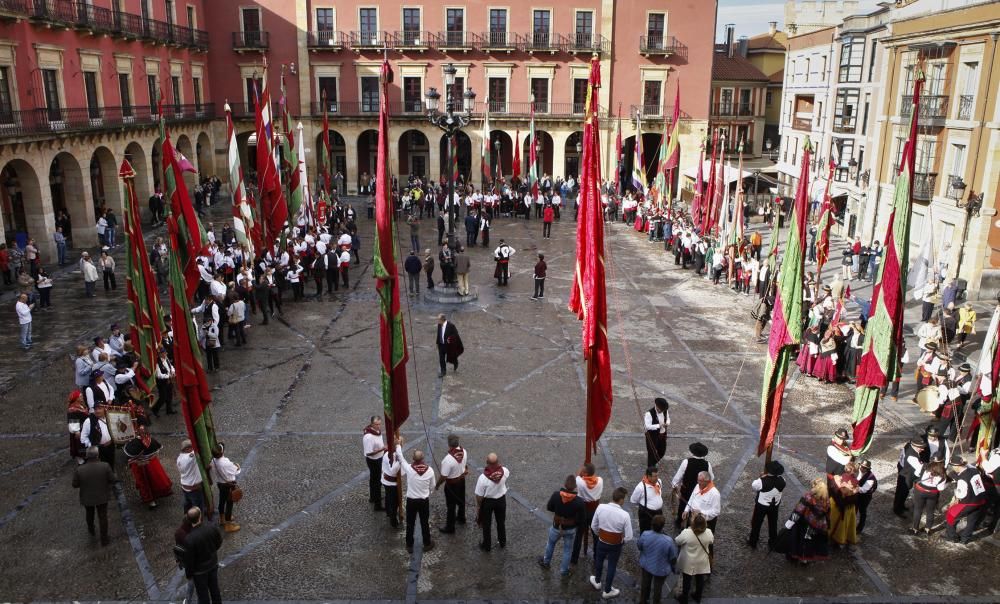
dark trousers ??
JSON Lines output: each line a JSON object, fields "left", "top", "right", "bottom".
{"left": 681, "top": 573, "right": 707, "bottom": 602}
{"left": 533, "top": 278, "right": 545, "bottom": 298}
{"left": 326, "top": 269, "right": 339, "bottom": 292}
{"left": 405, "top": 496, "right": 431, "bottom": 548}
{"left": 637, "top": 506, "right": 661, "bottom": 534}
{"left": 366, "top": 457, "right": 382, "bottom": 506}
{"left": 154, "top": 379, "right": 174, "bottom": 414}
{"left": 182, "top": 487, "right": 206, "bottom": 515}
{"left": 228, "top": 322, "right": 246, "bottom": 346}
{"left": 444, "top": 478, "right": 466, "bottom": 530}
{"left": 676, "top": 487, "right": 694, "bottom": 526}
{"left": 496, "top": 262, "right": 509, "bottom": 285}
{"left": 911, "top": 490, "right": 939, "bottom": 530}
{"left": 921, "top": 301, "right": 935, "bottom": 322}
{"left": 103, "top": 270, "right": 116, "bottom": 291}
{"left": 479, "top": 495, "right": 506, "bottom": 549}
{"left": 466, "top": 231, "right": 476, "bottom": 247}
{"left": 946, "top": 504, "right": 985, "bottom": 542}
{"left": 426, "top": 271, "right": 434, "bottom": 289}
{"left": 748, "top": 502, "right": 779, "bottom": 548}
{"left": 39, "top": 287, "right": 51, "bottom": 307}
{"left": 593, "top": 540, "right": 623, "bottom": 592}
{"left": 85, "top": 503, "right": 109, "bottom": 540}
{"left": 893, "top": 473, "right": 912, "bottom": 515}
{"left": 205, "top": 348, "right": 219, "bottom": 371}
{"left": 542, "top": 222, "right": 552, "bottom": 238}
{"left": 437, "top": 344, "right": 448, "bottom": 374}
{"left": 341, "top": 267, "right": 350, "bottom": 288}
{"left": 857, "top": 493, "right": 873, "bottom": 533}
{"left": 571, "top": 505, "right": 597, "bottom": 563}
{"left": 218, "top": 483, "right": 235, "bottom": 522}
{"left": 192, "top": 567, "right": 222, "bottom": 604}
{"left": 98, "top": 443, "right": 115, "bottom": 470}
{"left": 384, "top": 483, "right": 399, "bottom": 526}
{"left": 646, "top": 432, "right": 666, "bottom": 467}
{"left": 640, "top": 568, "right": 667, "bottom": 604}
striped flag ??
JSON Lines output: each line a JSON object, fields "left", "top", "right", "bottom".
{"left": 662, "top": 85, "right": 681, "bottom": 208}
{"left": 279, "top": 73, "right": 302, "bottom": 221}
{"left": 815, "top": 158, "right": 836, "bottom": 275}
{"left": 631, "top": 114, "right": 646, "bottom": 193}
{"left": 225, "top": 103, "right": 256, "bottom": 260}
{"left": 729, "top": 141, "right": 745, "bottom": 248}
{"left": 254, "top": 68, "right": 288, "bottom": 247}
{"left": 690, "top": 145, "right": 704, "bottom": 228}
{"left": 972, "top": 307, "right": 1000, "bottom": 464}
{"left": 319, "top": 90, "right": 332, "bottom": 194}
{"left": 529, "top": 101, "right": 539, "bottom": 196}
{"left": 758, "top": 138, "right": 812, "bottom": 456}
{"left": 372, "top": 59, "right": 410, "bottom": 443}
{"left": 850, "top": 73, "right": 923, "bottom": 454}
{"left": 649, "top": 116, "right": 670, "bottom": 207}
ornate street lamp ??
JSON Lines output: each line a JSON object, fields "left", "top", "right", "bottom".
{"left": 425, "top": 63, "right": 476, "bottom": 248}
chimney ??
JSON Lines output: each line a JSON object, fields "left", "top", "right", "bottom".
{"left": 738, "top": 35, "right": 749, "bottom": 58}
{"left": 725, "top": 23, "right": 735, "bottom": 58}
{"left": 769, "top": 21, "right": 777, "bottom": 37}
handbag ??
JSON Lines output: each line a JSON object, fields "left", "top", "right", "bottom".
{"left": 693, "top": 528, "right": 714, "bottom": 571}
{"left": 230, "top": 484, "right": 244, "bottom": 503}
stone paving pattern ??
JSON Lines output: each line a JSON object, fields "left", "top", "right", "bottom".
{"left": 0, "top": 199, "right": 998, "bottom": 602}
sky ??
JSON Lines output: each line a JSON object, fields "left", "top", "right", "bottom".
{"left": 716, "top": 0, "right": 882, "bottom": 40}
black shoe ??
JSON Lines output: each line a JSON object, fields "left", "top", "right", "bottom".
{"left": 374, "top": 505, "right": 385, "bottom": 511}
{"left": 406, "top": 544, "right": 413, "bottom": 553}
{"left": 456, "top": 517, "right": 466, "bottom": 524}
{"left": 479, "top": 542, "right": 490, "bottom": 552}
{"left": 424, "top": 542, "right": 434, "bottom": 551}
{"left": 87, "top": 525, "right": 95, "bottom": 536}
{"left": 537, "top": 556, "right": 550, "bottom": 569}
{"left": 439, "top": 527, "right": 455, "bottom": 534}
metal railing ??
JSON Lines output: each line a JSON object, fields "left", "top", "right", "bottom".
{"left": 631, "top": 104, "right": 664, "bottom": 118}
{"left": 557, "top": 33, "right": 610, "bottom": 54}
{"left": 0, "top": 103, "right": 215, "bottom": 140}
{"left": 482, "top": 30, "right": 514, "bottom": 48}
{"left": 832, "top": 115, "right": 856, "bottom": 133}
{"left": 392, "top": 30, "right": 431, "bottom": 48}
{"left": 901, "top": 95, "right": 948, "bottom": 120}
{"left": 306, "top": 100, "right": 608, "bottom": 118}
{"left": 640, "top": 34, "right": 680, "bottom": 54}
{"left": 957, "top": 94, "right": 974, "bottom": 120}
{"left": 519, "top": 31, "right": 556, "bottom": 52}
{"left": 350, "top": 30, "right": 387, "bottom": 48}
{"left": 308, "top": 30, "right": 346, "bottom": 48}
{"left": 711, "top": 102, "right": 754, "bottom": 117}
{"left": 434, "top": 30, "right": 475, "bottom": 48}
{"left": 233, "top": 30, "right": 268, "bottom": 49}
{"left": 913, "top": 172, "right": 936, "bottom": 201}
{"left": 791, "top": 116, "right": 813, "bottom": 131}
{"left": 228, "top": 101, "right": 279, "bottom": 119}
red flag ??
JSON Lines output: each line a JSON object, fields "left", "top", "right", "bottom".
{"left": 254, "top": 72, "right": 288, "bottom": 247}
{"left": 815, "top": 158, "right": 836, "bottom": 275}
{"left": 702, "top": 130, "right": 719, "bottom": 234}
{"left": 512, "top": 129, "right": 521, "bottom": 180}
{"left": 177, "top": 152, "right": 198, "bottom": 174}
{"left": 568, "top": 57, "right": 612, "bottom": 461}
{"left": 691, "top": 146, "right": 705, "bottom": 230}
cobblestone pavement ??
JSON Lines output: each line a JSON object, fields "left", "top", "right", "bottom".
{"left": 0, "top": 202, "right": 998, "bottom": 603}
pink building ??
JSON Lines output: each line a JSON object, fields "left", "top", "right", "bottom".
{"left": 0, "top": 0, "right": 718, "bottom": 258}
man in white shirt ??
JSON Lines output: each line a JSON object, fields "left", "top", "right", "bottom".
{"left": 362, "top": 417, "right": 387, "bottom": 512}
{"left": 474, "top": 452, "right": 509, "bottom": 551}
{"left": 589, "top": 487, "right": 633, "bottom": 599}
{"left": 381, "top": 445, "right": 402, "bottom": 528}
{"left": 15, "top": 293, "right": 33, "bottom": 349}
{"left": 573, "top": 463, "right": 604, "bottom": 563}
{"left": 630, "top": 466, "right": 664, "bottom": 534}
{"left": 684, "top": 471, "right": 721, "bottom": 531}
{"left": 176, "top": 439, "right": 206, "bottom": 515}
{"left": 395, "top": 437, "right": 435, "bottom": 553}
{"left": 80, "top": 405, "right": 114, "bottom": 468}
{"left": 493, "top": 239, "right": 516, "bottom": 286}
{"left": 435, "top": 434, "right": 468, "bottom": 533}
{"left": 644, "top": 397, "right": 670, "bottom": 466}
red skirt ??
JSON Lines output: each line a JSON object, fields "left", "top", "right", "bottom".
{"left": 796, "top": 346, "right": 817, "bottom": 375}
{"left": 634, "top": 215, "right": 644, "bottom": 231}
{"left": 813, "top": 355, "right": 839, "bottom": 383}
{"left": 129, "top": 457, "right": 174, "bottom": 503}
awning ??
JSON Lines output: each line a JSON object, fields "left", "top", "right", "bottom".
{"left": 682, "top": 160, "right": 752, "bottom": 185}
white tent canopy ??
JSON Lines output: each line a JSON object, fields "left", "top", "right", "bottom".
{"left": 682, "top": 161, "right": 753, "bottom": 185}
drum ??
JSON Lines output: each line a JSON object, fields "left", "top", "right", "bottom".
{"left": 916, "top": 386, "right": 939, "bottom": 413}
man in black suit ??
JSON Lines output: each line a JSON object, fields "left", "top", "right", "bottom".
{"left": 436, "top": 314, "right": 463, "bottom": 377}
{"left": 184, "top": 506, "right": 224, "bottom": 604}
{"left": 437, "top": 212, "right": 446, "bottom": 246}
{"left": 72, "top": 446, "right": 117, "bottom": 546}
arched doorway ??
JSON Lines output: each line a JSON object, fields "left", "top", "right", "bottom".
{"left": 489, "top": 130, "right": 513, "bottom": 181}
{"left": 522, "top": 130, "right": 554, "bottom": 178}
{"left": 314, "top": 130, "right": 347, "bottom": 194}
{"left": 1, "top": 160, "right": 43, "bottom": 251}
{"left": 175, "top": 134, "right": 197, "bottom": 190}
{"left": 51, "top": 152, "right": 90, "bottom": 247}
{"left": 236, "top": 131, "right": 254, "bottom": 184}
{"left": 150, "top": 139, "right": 161, "bottom": 194}
{"left": 438, "top": 131, "right": 471, "bottom": 185}
{"left": 398, "top": 130, "right": 430, "bottom": 178}
{"left": 357, "top": 129, "right": 378, "bottom": 188}
{"left": 90, "top": 147, "right": 121, "bottom": 219}
{"left": 196, "top": 131, "right": 212, "bottom": 177}
{"left": 564, "top": 131, "right": 583, "bottom": 179}
{"left": 124, "top": 142, "right": 151, "bottom": 212}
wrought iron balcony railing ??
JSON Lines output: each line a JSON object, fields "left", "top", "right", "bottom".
{"left": 900, "top": 95, "right": 948, "bottom": 120}
{"left": 233, "top": 30, "right": 268, "bottom": 50}
{"left": 640, "top": 34, "right": 680, "bottom": 55}
{"left": 957, "top": 94, "right": 974, "bottom": 120}
{"left": 0, "top": 103, "right": 215, "bottom": 140}
{"left": 711, "top": 102, "right": 754, "bottom": 117}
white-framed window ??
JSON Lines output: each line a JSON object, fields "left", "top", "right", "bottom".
{"left": 445, "top": 7, "right": 465, "bottom": 46}
{"left": 359, "top": 7, "right": 379, "bottom": 45}
{"left": 646, "top": 12, "right": 666, "bottom": 49}
{"left": 488, "top": 8, "right": 507, "bottom": 46}
{"left": 401, "top": 7, "right": 421, "bottom": 44}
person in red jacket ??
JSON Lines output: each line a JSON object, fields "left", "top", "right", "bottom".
{"left": 542, "top": 203, "right": 555, "bottom": 239}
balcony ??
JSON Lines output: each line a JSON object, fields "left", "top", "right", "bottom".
{"left": 228, "top": 100, "right": 279, "bottom": 120}
{"left": 0, "top": 0, "right": 30, "bottom": 20}
{"left": 434, "top": 30, "right": 475, "bottom": 50}
{"left": 518, "top": 31, "right": 557, "bottom": 53}
{"left": 306, "top": 100, "right": 607, "bottom": 119}
{"left": 350, "top": 30, "right": 389, "bottom": 50}
{"left": 900, "top": 95, "right": 948, "bottom": 121}
{"left": 791, "top": 116, "right": 813, "bottom": 131}
{"left": 832, "top": 116, "right": 856, "bottom": 134}
{"left": 640, "top": 34, "right": 680, "bottom": 56}
{"left": 307, "top": 30, "right": 346, "bottom": 49}
{"left": 0, "top": 103, "right": 215, "bottom": 141}
{"left": 391, "top": 30, "right": 431, "bottom": 50}
{"left": 481, "top": 30, "right": 516, "bottom": 52}
{"left": 711, "top": 102, "right": 754, "bottom": 117}
{"left": 233, "top": 30, "right": 268, "bottom": 51}
{"left": 958, "top": 94, "right": 974, "bottom": 120}
{"left": 558, "top": 33, "right": 610, "bottom": 55}
{"left": 913, "top": 172, "right": 936, "bottom": 201}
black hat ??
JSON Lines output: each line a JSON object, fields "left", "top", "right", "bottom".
{"left": 689, "top": 442, "right": 709, "bottom": 457}
{"left": 859, "top": 458, "right": 872, "bottom": 469}
{"left": 925, "top": 426, "right": 941, "bottom": 438}
{"left": 654, "top": 397, "right": 669, "bottom": 410}
{"left": 959, "top": 363, "right": 972, "bottom": 372}
{"left": 834, "top": 428, "right": 850, "bottom": 441}
{"left": 949, "top": 455, "right": 967, "bottom": 467}
{"left": 766, "top": 460, "right": 784, "bottom": 475}
{"left": 926, "top": 341, "right": 939, "bottom": 351}
{"left": 910, "top": 437, "right": 926, "bottom": 449}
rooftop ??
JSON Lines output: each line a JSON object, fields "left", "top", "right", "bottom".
{"left": 747, "top": 30, "right": 788, "bottom": 52}
{"left": 712, "top": 54, "right": 770, "bottom": 82}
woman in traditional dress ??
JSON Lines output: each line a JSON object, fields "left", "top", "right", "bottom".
{"left": 842, "top": 322, "right": 864, "bottom": 382}
{"left": 67, "top": 390, "right": 89, "bottom": 464}
{"left": 828, "top": 463, "right": 860, "bottom": 546}
{"left": 813, "top": 330, "right": 841, "bottom": 383}
{"left": 785, "top": 478, "right": 830, "bottom": 563}
{"left": 796, "top": 325, "right": 822, "bottom": 376}
{"left": 124, "top": 425, "right": 173, "bottom": 509}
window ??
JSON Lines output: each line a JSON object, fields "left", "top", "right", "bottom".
{"left": 804, "top": 58, "right": 811, "bottom": 81}
{"left": 488, "top": 77, "right": 506, "bottom": 113}
{"left": 187, "top": 5, "right": 195, "bottom": 27}
{"left": 81, "top": 71, "right": 99, "bottom": 119}
{"left": 573, "top": 78, "right": 588, "bottom": 113}
{"left": 117, "top": 73, "right": 132, "bottom": 117}
{"left": 719, "top": 88, "right": 733, "bottom": 115}
{"left": 165, "top": 0, "right": 174, "bottom": 26}
{"left": 575, "top": 11, "right": 593, "bottom": 48}
{"left": 171, "top": 75, "right": 181, "bottom": 109}
{"left": 833, "top": 88, "right": 859, "bottom": 132}
{"left": 833, "top": 138, "right": 854, "bottom": 182}
{"left": 959, "top": 61, "right": 978, "bottom": 119}
{"left": 792, "top": 94, "right": 814, "bottom": 130}
{"left": 241, "top": 7, "right": 261, "bottom": 46}
{"left": 839, "top": 37, "right": 864, "bottom": 83}
{"left": 867, "top": 39, "right": 877, "bottom": 83}
{"left": 643, "top": 80, "right": 661, "bottom": 115}
{"left": 147, "top": 74, "right": 157, "bottom": 112}
{"left": 766, "top": 91, "right": 773, "bottom": 106}
{"left": 361, "top": 76, "right": 379, "bottom": 113}
{"left": 450, "top": 76, "right": 464, "bottom": 103}
{"left": 193, "top": 77, "right": 202, "bottom": 111}
{"left": 948, "top": 144, "right": 966, "bottom": 195}
{"left": 359, "top": 8, "right": 377, "bottom": 45}
{"left": 403, "top": 76, "right": 422, "bottom": 112}
{"left": 861, "top": 99, "right": 870, "bottom": 135}
{"left": 533, "top": 10, "right": 550, "bottom": 48}
{"left": 647, "top": 13, "right": 665, "bottom": 48}
{"left": 42, "top": 68, "right": 61, "bottom": 120}
{"left": 489, "top": 9, "right": 507, "bottom": 46}
{"left": 318, "top": 76, "right": 338, "bottom": 111}
{"left": 446, "top": 8, "right": 464, "bottom": 46}
{"left": 531, "top": 78, "right": 549, "bottom": 113}
{"left": 316, "top": 8, "right": 333, "bottom": 31}
{"left": 402, "top": 8, "right": 420, "bottom": 45}
{"left": 0, "top": 67, "right": 13, "bottom": 122}
{"left": 245, "top": 77, "right": 261, "bottom": 111}
{"left": 739, "top": 89, "right": 752, "bottom": 114}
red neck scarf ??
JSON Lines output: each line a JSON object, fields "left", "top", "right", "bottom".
{"left": 559, "top": 489, "right": 578, "bottom": 504}
{"left": 484, "top": 464, "right": 505, "bottom": 483}
{"left": 411, "top": 461, "right": 429, "bottom": 475}
{"left": 579, "top": 474, "right": 599, "bottom": 490}
{"left": 643, "top": 476, "right": 662, "bottom": 496}
{"left": 363, "top": 425, "right": 381, "bottom": 437}
{"left": 449, "top": 447, "right": 465, "bottom": 463}
{"left": 698, "top": 481, "right": 716, "bottom": 496}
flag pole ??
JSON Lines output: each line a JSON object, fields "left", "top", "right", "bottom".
{"left": 585, "top": 355, "right": 594, "bottom": 464}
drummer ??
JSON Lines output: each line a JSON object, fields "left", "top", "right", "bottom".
{"left": 914, "top": 342, "right": 943, "bottom": 394}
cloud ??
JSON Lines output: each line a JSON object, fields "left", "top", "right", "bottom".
{"left": 716, "top": 2, "right": 786, "bottom": 38}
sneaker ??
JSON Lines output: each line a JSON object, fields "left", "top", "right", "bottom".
{"left": 537, "top": 556, "right": 550, "bottom": 569}
{"left": 602, "top": 588, "right": 620, "bottom": 599}
{"left": 589, "top": 576, "right": 602, "bottom": 590}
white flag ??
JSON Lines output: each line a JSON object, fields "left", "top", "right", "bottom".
{"left": 909, "top": 232, "right": 934, "bottom": 300}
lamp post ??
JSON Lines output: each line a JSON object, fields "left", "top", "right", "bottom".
{"left": 494, "top": 139, "right": 501, "bottom": 184}
{"left": 955, "top": 187, "right": 984, "bottom": 282}
{"left": 425, "top": 62, "right": 476, "bottom": 248}
{"left": 752, "top": 168, "right": 761, "bottom": 210}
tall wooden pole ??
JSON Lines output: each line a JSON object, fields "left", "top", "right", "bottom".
{"left": 585, "top": 355, "right": 594, "bottom": 464}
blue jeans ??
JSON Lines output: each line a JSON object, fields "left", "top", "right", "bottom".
{"left": 593, "top": 540, "right": 623, "bottom": 593}
{"left": 182, "top": 487, "right": 206, "bottom": 514}
{"left": 106, "top": 227, "right": 116, "bottom": 248}
{"left": 543, "top": 526, "right": 577, "bottom": 574}
{"left": 19, "top": 321, "right": 31, "bottom": 347}
{"left": 57, "top": 242, "right": 66, "bottom": 265}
